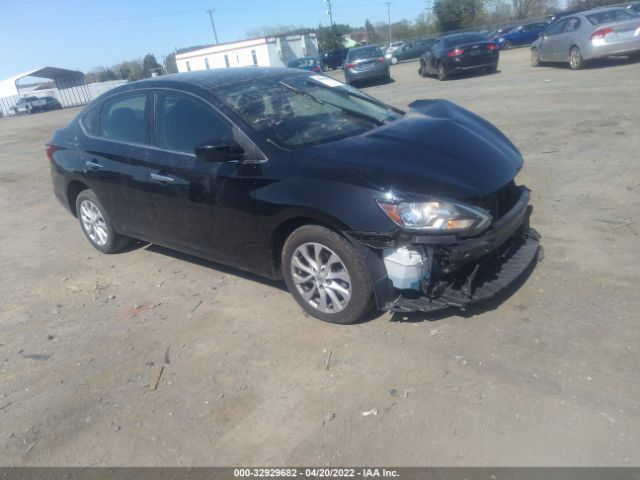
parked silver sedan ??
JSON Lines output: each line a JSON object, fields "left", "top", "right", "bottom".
{"left": 530, "top": 7, "right": 640, "bottom": 69}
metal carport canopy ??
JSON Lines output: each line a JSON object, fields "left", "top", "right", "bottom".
{"left": 0, "top": 66, "right": 87, "bottom": 98}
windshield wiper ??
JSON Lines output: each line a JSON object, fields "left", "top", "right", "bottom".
{"left": 304, "top": 79, "right": 405, "bottom": 116}
{"left": 278, "top": 81, "right": 385, "bottom": 127}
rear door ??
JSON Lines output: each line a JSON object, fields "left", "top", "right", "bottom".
{"left": 81, "top": 91, "right": 159, "bottom": 238}
{"left": 146, "top": 90, "right": 261, "bottom": 262}
{"left": 554, "top": 17, "right": 581, "bottom": 61}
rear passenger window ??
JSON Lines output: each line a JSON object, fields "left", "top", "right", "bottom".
{"left": 155, "top": 92, "right": 233, "bottom": 154}
{"left": 100, "top": 94, "right": 147, "bottom": 144}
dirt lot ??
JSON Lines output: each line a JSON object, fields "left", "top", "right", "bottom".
{"left": 1, "top": 47, "right": 639, "bottom": 466}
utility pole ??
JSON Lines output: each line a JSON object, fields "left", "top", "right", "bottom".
{"left": 385, "top": 2, "right": 392, "bottom": 45}
{"left": 206, "top": 8, "right": 219, "bottom": 44}
{"left": 325, "top": 0, "right": 334, "bottom": 27}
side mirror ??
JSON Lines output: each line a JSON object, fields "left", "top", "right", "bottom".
{"left": 195, "top": 142, "right": 245, "bottom": 162}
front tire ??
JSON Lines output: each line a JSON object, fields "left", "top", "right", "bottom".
{"left": 419, "top": 62, "right": 428, "bottom": 77}
{"left": 569, "top": 46, "right": 584, "bottom": 70}
{"left": 531, "top": 47, "right": 541, "bottom": 67}
{"left": 282, "top": 225, "right": 374, "bottom": 324}
{"left": 76, "top": 189, "right": 130, "bottom": 254}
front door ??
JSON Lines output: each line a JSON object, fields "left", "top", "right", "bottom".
{"left": 539, "top": 19, "right": 567, "bottom": 60}
{"left": 145, "top": 91, "right": 262, "bottom": 264}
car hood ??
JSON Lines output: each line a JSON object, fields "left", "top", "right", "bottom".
{"left": 300, "top": 99, "right": 523, "bottom": 200}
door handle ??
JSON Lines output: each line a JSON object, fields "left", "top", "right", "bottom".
{"left": 150, "top": 173, "right": 175, "bottom": 183}
{"left": 85, "top": 160, "right": 102, "bottom": 169}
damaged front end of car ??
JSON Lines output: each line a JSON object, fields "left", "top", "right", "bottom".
{"left": 347, "top": 181, "right": 540, "bottom": 313}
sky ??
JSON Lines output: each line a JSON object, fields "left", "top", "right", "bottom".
{"left": 0, "top": 0, "right": 431, "bottom": 80}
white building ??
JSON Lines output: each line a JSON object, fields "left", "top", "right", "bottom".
{"left": 175, "top": 32, "right": 319, "bottom": 72}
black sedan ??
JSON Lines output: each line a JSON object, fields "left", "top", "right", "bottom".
{"left": 48, "top": 68, "right": 538, "bottom": 324}
{"left": 419, "top": 33, "right": 499, "bottom": 80}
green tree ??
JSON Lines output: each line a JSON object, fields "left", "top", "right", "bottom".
{"left": 165, "top": 53, "right": 178, "bottom": 74}
{"left": 364, "top": 19, "right": 376, "bottom": 42}
{"left": 142, "top": 53, "right": 162, "bottom": 77}
{"left": 433, "top": 0, "right": 484, "bottom": 31}
{"left": 317, "top": 24, "right": 351, "bottom": 51}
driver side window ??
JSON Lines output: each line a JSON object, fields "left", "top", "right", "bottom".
{"left": 155, "top": 92, "right": 233, "bottom": 154}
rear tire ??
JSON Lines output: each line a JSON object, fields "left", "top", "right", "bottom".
{"left": 502, "top": 41, "right": 512, "bottom": 50}
{"left": 75, "top": 189, "right": 130, "bottom": 254}
{"left": 569, "top": 46, "right": 584, "bottom": 70}
{"left": 437, "top": 62, "right": 448, "bottom": 81}
{"left": 486, "top": 64, "right": 498, "bottom": 74}
{"left": 531, "top": 48, "right": 541, "bottom": 67}
{"left": 282, "top": 225, "right": 374, "bottom": 324}
{"left": 390, "top": 56, "right": 398, "bottom": 65}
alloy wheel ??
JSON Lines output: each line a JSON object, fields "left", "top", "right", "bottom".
{"left": 290, "top": 242, "right": 352, "bottom": 314}
{"left": 79, "top": 199, "right": 108, "bottom": 246}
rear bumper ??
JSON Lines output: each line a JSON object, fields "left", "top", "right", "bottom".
{"left": 583, "top": 38, "right": 640, "bottom": 60}
{"left": 443, "top": 56, "right": 499, "bottom": 73}
{"left": 345, "top": 65, "right": 389, "bottom": 81}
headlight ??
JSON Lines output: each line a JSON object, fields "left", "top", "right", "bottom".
{"left": 378, "top": 199, "right": 492, "bottom": 234}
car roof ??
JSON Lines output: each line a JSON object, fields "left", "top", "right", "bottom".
{"left": 116, "top": 67, "right": 307, "bottom": 92}
{"left": 349, "top": 45, "right": 381, "bottom": 51}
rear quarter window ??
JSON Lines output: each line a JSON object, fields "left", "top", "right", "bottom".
{"left": 80, "top": 104, "right": 100, "bottom": 136}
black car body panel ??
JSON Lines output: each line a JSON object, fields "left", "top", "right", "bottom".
{"left": 48, "top": 68, "right": 537, "bottom": 316}
{"left": 320, "top": 48, "right": 349, "bottom": 70}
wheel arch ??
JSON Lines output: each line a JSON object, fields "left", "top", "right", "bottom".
{"left": 270, "top": 211, "right": 350, "bottom": 277}
{"left": 66, "top": 180, "right": 90, "bottom": 217}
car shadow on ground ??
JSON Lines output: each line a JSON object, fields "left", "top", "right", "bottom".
{"left": 351, "top": 76, "right": 396, "bottom": 88}
{"left": 540, "top": 54, "right": 639, "bottom": 70}
{"left": 123, "top": 240, "right": 539, "bottom": 325}
{"left": 388, "top": 255, "right": 540, "bottom": 324}
{"left": 136, "top": 242, "right": 289, "bottom": 292}
{"left": 421, "top": 69, "right": 501, "bottom": 82}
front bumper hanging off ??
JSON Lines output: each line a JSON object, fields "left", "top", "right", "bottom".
{"left": 349, "top": 186, "right": 540, "bottom": 314}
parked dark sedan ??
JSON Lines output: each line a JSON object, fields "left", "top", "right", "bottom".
{"left": 320, "top": 48, "right": 349, "bottom": 70}
{"left": 419, "top": 32, "right": 499, "bottom": 80}
{"left": 48, "top": 68, "right": 538, "bottom": 324}
{"left": 343, "top": 45, "right": 391, "bottom": 85}
{"left": 387, "top": 38, "right": 436, "bottom": 64}
{"left": 287, "top": 56, "right": 322, "bottom": 72}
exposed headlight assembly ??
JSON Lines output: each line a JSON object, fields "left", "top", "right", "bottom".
{"left": 378, "top": 199, "right": 492, "bottom": 235}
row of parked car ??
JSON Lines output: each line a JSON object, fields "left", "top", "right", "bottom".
{"left": 9, "top": 96, "right": 62, "bottom": 115}
{"left": 286, "top": 3, "right": 640, "bottom": 85}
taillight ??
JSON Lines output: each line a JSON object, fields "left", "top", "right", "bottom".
{"left": 487, "top": 43, "right": 498, "bottom": 51}
{"left": 447, "top": 48, "right": 465, "bottom": 57}
{"left": 311, "top": 65, "right": 321, "bottom": 72}
{"left": 45, "top": 144, "right": 58, "bottom": 162}
{"left": 590, "top": 27, "right": 614, "bottom": 40}
{"left": 376, "top": 56, "right": 386, "bottom": 63}
{"left": 345, "top": 63, "right": 356, "bottom": 69}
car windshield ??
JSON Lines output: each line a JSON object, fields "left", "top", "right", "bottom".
{"left": 349, "top": 46, "right": 383, "bottom": 60}
{"left": 217, "top": 74, "right": 402, "bottom": 149}
{"left": 586, "top": 9, "right": 635, "bottom": 24}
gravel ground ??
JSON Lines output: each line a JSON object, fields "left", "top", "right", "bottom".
{"left": 1, "top": 48, "right": 639, "bottom": 466}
